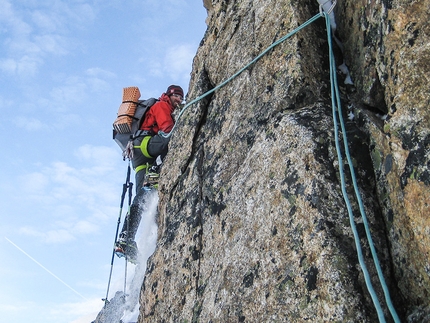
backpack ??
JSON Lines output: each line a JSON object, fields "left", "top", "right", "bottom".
{"left": 113, "top": 86, "right": 157, "bottom": 151}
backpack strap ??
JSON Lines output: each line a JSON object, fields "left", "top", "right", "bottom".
{"left": 117, "top": 113, "right": 138, "bottom": 119}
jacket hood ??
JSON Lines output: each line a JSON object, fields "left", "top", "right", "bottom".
{"left": 160, "top": 93, "right": 176, "bottom": 111}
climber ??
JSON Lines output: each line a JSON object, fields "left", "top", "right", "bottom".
{"left": 115, "top": 85, "right": 184, "bottom": 260}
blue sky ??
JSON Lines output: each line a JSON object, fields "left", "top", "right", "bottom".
{"left": 0, "top": 1, "right": 207, "bottom": 322}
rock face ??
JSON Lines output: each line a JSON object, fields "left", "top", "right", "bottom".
{"left": 338, "top": 0, "right": 430, "bottom": 315}
{"left": 137, "top": 0, "right": 429, "bottom": 322}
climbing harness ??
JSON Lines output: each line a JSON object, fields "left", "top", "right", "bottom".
{"left": 134, "top": 135, "right": 153, "bottom": 159}
{"left": 103, "top": 161, "right": 134, "bottom": 305}
{"left": 157, "top": 2, "right": 400, "bottom": 322}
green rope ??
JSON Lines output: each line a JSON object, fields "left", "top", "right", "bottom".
{"left": 158, "top": 5, "right": 399, "bottom": 322}
{"left": 160, "top": 13, "right": 322, "bottom": 138}
{"left": 325, "top": 14, "right": 385, "bottom": 323}
{"left": 323, "top": 12, "right": 400, "bottom": 323}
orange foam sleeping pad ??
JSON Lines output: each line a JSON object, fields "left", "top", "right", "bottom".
{"left": 113, "top": 86, "right": 141, "bottom": 134}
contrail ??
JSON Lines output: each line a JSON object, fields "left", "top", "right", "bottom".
{"left": 5, "top": 237, "right": 88, "bottom": 301}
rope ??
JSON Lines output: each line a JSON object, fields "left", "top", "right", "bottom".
{"left": 160, "top": 12, "right": 322, "bottom": 139}
{"left": 325, "top": 14, "right": 385, "bottom": 323}
{"left": 158, "top": 4, "right": 400, "bottom": 322}
{"left": 323, "top": 12, "right": 400, "bottom": 323}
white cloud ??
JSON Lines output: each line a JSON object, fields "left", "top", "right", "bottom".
{"left": 142, "top": 43, "right": 195, "bottom": 84}
{"left": 55, "top": 298, "right": 101, "bottom": 323}
{"left": 85, "top": 68, "right": 116, "bottom": 92}
{"left": 0, "top": 58, "right": 17, "bottom": 74}
{"left": 74, "top": 220, "right": 99, "bottom": 235}
{"left": 19, "top": 215, "right": 102, "bottom": 243}
{"left": 164, "top": 44, "right": 196, "bottom": 81}
{"left": 19, "top": 227, "right": 76, "bottom": 243}
{"left": 0, "top": 302, "right": 25, "bottom": 312}
{"left": 49, "top": 78, "right": 88, "bottom": 107}
{"left": 17, "top": 55, "right": 43, "bottom": 76}
{"left": 77, "top": 277, "right": 107, "bottom": 291}
{"left": 8, "top": 65, "right": 115, "bottom": 132}
{"left": 63, "top": 3, "right": 97, "bottom": 27}
{"left": 15, "top": 116, "right": 46, "bottom": 131}
{"left": 0, "top": 55, "right": 43, "bottom": 77}
{"left": 85, "top": 67, "right": 115, "bottom": 79}
{"left": 45, "top": 229, "right": 76, "bottom": 243}
{"left": 0, "top": 0, "right": 31, "bottom": 35}
{"left": 147, "top": 60, "right": 163, "bottom": 78}
{"left": 0, "top": 94, "right": 13, "bottom": 112}
{"left": 0, "top": 0, "right": 97, "bottom": 78}
{"left": 17, "top": 144, "right": 123, "bottom": 244}
{"left": 70, "top": 312, "right": 100, "bottom": 323}
{"left": 25, "top": 297, "right": 102, "bottom": 323}
{"left": 31, "top": 10, "right": 61, "bottom": 32}
{"left": 74, "top": 144, "right": 119, "bottom": 170}
{"left": 0, "top": 300, "right": 40, "bottom": 318}
{"left": 34, "top": 34, "right": 68, "bottom": 55}
{"left": 0, "top": 295, "right": 101, "bottom": 323}
{"left": 24, "top": 172, "right": 50, "bottom": 191}
{"left": 42, "top": 71, "right": 114, "bottom": 114}
{"left": 54, "top": 113, "right": 82, "bottom": 130}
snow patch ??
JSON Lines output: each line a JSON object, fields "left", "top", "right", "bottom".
{"left": 120, "top": 190, "right": 159, "bottom": 322}
{"left": 338, "top": 63, "right": 354, "bottom": 85}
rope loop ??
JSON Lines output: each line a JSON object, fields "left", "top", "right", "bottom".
{"left": 319, "top": 0, "right": 337, "bottom": 15}
{"left": 323, "top": 11, "right": 399, "bottom": 323}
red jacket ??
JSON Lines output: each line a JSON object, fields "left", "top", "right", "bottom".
{"left": 140, "top": 93, "right": 175, "bottom": 134}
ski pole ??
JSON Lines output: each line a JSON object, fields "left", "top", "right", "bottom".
{"left": 103, "top": 163, "right": 132, "bottom": 305}
{"left": 123, "top": 175, "right": 134, "bottom": 298}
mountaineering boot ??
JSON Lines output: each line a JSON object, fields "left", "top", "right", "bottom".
{"left": 148, "top": 164, "right": 160, "bottom": 173}
{"left": 114, "top": 231, "right": 128, "bottom": 256}
{"left": 143, "top": 164, "right": 160, "bottom": 190}
{"left": 115, "top": 238, "right": 139, "bottom": 264}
